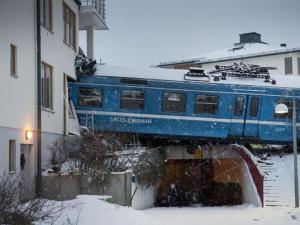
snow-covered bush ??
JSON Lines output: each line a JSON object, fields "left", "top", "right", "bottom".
{"left": 49, "top": 131, "right": 127, "bottom": 182}
{"left": 0, "top": 174, "right": 63, "bottom": 225}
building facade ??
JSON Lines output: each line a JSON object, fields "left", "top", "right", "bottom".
{"left": 158, "top": 33, "right": 300, "bottom": 76}
{"left": 0, "top": 0, "right": 107, "bottom": 196}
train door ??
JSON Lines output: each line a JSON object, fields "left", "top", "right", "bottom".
{"left": 244, "top": 96, "right": 261, "bottom": 137}
{"left": 230, "top": 95, "right": 248, "bottom": 137}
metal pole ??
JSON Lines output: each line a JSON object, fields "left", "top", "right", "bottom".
{"left": 292, "top": 96, "right": 299, "bottom": 207}
{"left": 36, "top": 0, "right": 42, "bottom": 197}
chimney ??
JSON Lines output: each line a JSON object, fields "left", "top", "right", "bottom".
{"left": 280, "top": 43, "right": 287, "bottom": 47}
{"left": 239, "top": 32, "right": 262, "bottom": 44}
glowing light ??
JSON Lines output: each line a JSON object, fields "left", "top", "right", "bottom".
{"left": 25, "top": 130, "right": 33, "bottom": 140}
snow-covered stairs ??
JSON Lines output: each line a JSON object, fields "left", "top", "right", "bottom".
{"left": 257, "top": 155, "right": 295, "bottom": 207}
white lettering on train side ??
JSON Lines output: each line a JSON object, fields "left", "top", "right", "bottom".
{"left": 110, "top": 116, "right": 152, "bottom": 125}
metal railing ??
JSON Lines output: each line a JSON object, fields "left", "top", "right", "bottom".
{"left": 81, "top": 0, "right": 106, "bottom": 21}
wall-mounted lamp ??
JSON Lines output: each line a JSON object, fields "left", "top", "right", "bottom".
{"left": 25, "top": 130, "right": 33, "bottom": 140}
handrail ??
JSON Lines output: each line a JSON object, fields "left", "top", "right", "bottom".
{"left": 80, "top": 0, "right": 106, "bottom": 20}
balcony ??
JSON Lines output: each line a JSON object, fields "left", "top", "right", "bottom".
{"left": 79, "top": 0, "right": 108, "bottom": 30}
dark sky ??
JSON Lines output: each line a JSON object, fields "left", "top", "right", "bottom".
{"left": 79, "top": 0, "right": 300, "bottom": 67}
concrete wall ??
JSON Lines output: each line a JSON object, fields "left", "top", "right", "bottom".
{"left": 132, "top": 184, "right": 156, "bottom": 210}
{"left": 41, "top": 172, "right": 132, "bottom": 206}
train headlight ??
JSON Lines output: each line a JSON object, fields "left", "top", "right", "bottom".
{"left": 275, "top": 103, "right": 289, "bottom": 115}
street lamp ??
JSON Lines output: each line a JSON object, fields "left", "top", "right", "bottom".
{"left": 275, "top": 90, "right": 299, "bottom": 208}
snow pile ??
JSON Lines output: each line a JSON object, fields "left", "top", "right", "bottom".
{"left": 36, "top": 195, "right": 155, "bottom": 225}
{"left": 36, "top": 195, "right": 300, "bottom": 225}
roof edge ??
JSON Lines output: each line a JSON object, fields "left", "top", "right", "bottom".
{"left": 159, "top": 47, "right": 300, "bottom": 66}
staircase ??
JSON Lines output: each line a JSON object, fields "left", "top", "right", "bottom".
{"left": 257, "top": 155, "right": 295, "bottom": 207}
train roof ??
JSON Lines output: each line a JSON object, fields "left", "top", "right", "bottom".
{"left": 93, "top": 64, "right": 300, "bottom": 90}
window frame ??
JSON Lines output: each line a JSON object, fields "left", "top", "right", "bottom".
{"left": 194, "top": 94, "right": 219, "bottom": 115}
{"left": 249, "top": 97, "right": 260, "bottom": 117}
{"left": 41, "top": 0, "right": 53, "bottom": 32}
{"left": 10, "top": 44, "right": 17, "bottom": 76}
{"left": 63, "top": 3, "right": 76, "bottom": 49}
{"left": 234, "top": 96, "right": 245, "bottom": 116}
{"left": 297, "top": 57, "right": 300, "bottom": 75}
{"left": 9, "top": 140, "right": 16, "bottom": 173}
{"left": 162, "top": 92, "right": 187, "bottom": 113}
{"left": 41, "top": 62, "right": 54, "bottom": 110}
{"left": 285, "top": 57, "right": 293, "bottom": 75}
{"left": 120, "top": 90, "right": 145, "bottom": 110}
{"left": 78, "top": 87, "right": 103, "bottom": 108}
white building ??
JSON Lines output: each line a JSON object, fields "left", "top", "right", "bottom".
{"left": 158, "top": 32, "right": 300, "bottom": 76}
{"left": 0, "top": 0, "right": 108, "bottom": 197}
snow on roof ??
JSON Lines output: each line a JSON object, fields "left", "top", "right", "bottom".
{"left": 159, "top": 43, "right": 300, "bottom": 66}
{"left": 95, "top": 64, "right": 300, "bottom": 90}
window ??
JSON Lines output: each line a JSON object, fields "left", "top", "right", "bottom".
{"left": 162, "top": 92, "right": 186, "bottom": 113}
{"left": 9, "top": 140, "right": 16, "bottom": 172}
{"left": 298, "top": 58, "right": 300, "bottom": 75}
{"left": 41, "top": 0, "right": 52, "bottom": 31}
{"left": 249, "top": 97, "right": 259, "bottom": 117}
{"left": 120, "top": 90, "right": 145, "bottom": 110}
{"left": 63, "top": 3, "right": 76, "bottom": 48}
{"left": 10, "top": 44, "right": 17, "bottom": 76}
{"left": 79, "top": 87, "right": 103, "bottom": 107}
{"left": 285, "top": 57, "right": 293, "bottom": 75}
{"left": 42, "top": 62, "right": 53, "bottom": 110}
{"left": 234, "top": 96, "right": 244, "bottom": 116}
{"left": 194, "top": 95, "right": 219, "bottom": 114}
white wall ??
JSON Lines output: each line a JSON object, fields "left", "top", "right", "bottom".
{"left": 41, "top": 0, "right": 79, "bottom": 135}
{"left": 0, "top": 0, "right": 80, "bottom": 173}
{"left": 202, "top": 53, "right": 300, "bottom": 76}
{"left": 0, "top": 0, "right": 36, "bottom": 174}
{"left": 0, "top": 0, "right": 36, "bottom": 131}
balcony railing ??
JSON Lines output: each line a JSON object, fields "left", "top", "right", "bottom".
{"left": 81, "top": 0, "right": 106, "bottom": 21}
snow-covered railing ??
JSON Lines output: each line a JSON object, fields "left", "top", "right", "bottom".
{"left": 81, "top": 0, "right": 106, "bottom": 21}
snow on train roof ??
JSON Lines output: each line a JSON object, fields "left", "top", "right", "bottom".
{"left": 95, "top": 64, "right": 300, "bottom": 89}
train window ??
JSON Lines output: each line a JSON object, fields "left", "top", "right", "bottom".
{"left": 120, "top": 90, "right": 145, "bottom": 110}
{"left": 234, "top": 96, "right": 244, "bottom": 116}
{"left": 249, "top": 97, "right": 259, "bottom": 117}
{"left": 194, "top": 95, "right": 219, "bottom": 114}
{"left": 120, "top": 78, "right": 148, "bottom": 85}
{"left": 78, "top": 87, "right": 103, "bottom": 107}
{"left": 162, "top": 92, "right": 186, "bottom": 113}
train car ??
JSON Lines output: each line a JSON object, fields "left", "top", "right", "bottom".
{"left": 68, "top": 64, "right": 300, "bottom": 144}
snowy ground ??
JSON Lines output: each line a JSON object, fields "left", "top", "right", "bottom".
{"left": 36, "top": 153, "right": 300, "bottom": 225}
{"left": 36, "top": 195, "right": 300, "bottom": 225}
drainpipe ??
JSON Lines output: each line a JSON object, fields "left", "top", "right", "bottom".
{"left": 36, "top": 0, "right": 42, "bottom": 197}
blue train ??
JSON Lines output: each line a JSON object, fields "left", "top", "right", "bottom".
{"left": 69, "top": 64, "right": 300, "bottom": 144}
